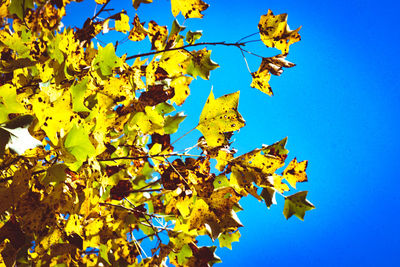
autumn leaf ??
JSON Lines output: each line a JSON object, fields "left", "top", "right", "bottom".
{"left": 186, "top": 30, "right": 202, "bottom": 44}
{"left": 171, "top": 0, "right": 209, "bottom": 19}
{"left": 184, "top": 48, "right": 219, "bottom": 80}
{"left": 115, "top": 13, "right": 130, "bottom": 33}
{"left": 92, "top": 43, "right": 123, "bottom": 76}
{"left": 148, "top": 21, "right": 168, "bottom": 50}
{"left": 128, "top": 14, "right": 148, "bottom": 41}
{"left": 258, "top": 9, "right": 301, "bottom": 54}
{"left": 219, "top": 231, "right": 240, "bottom": 250}
{"left": 283, "top": 191, "right": 315, "bottom": 220}
{"left": 283, "top": 157, "right": 308, "bottom": 188}
{"left": 197, "top": 90, "right": 245, "bottom": 147}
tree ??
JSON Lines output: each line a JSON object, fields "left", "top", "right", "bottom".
{"left": 0, "top": 0, "right": 315, "bottom": 266}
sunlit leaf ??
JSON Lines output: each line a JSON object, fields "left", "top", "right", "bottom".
{"left": 115, "top": 13, "right": 130, "bottom": 33}
{"left": 197, "top": 90, "right": 245, "bottom": 147}
{"left": 283, "top": 157, "right": 308, "bottom": 188}
{"left": 218, "top": 231, "right": 240, "bottom": 250}
{"left": 258, "top": 9, "right": 301, "bottom": 54}
{"left": 92, "top": 43, "right": 123, "bottom": 76}
{"left": 171, "top": 0, "right": 209, "bottom": 19}
{"left": 128, "top": 14, "right": 148, "bottom": 41}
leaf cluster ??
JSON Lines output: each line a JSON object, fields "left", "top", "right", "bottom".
{"left": 0, "top": 0, "right": 314, "bottom": 266}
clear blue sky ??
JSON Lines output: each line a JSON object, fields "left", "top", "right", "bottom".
{"left": 64, "top": 0, "right": 400, "bottom": 265}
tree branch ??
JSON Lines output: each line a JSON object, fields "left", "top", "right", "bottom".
{"left": 126, "top": 41, "right": 246, "bottom": 61}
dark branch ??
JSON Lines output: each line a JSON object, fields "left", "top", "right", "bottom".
{"left": 126, "top": 41, "right": 246, "bottom": 61}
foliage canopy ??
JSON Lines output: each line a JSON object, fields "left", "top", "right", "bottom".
{"left": 0, "top": 0, "right": 314, "bottom": 266}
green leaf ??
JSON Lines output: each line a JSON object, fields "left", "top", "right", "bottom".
{"left": 154, "top": 102, "right": 175, "bottom": 115}
{"left": 197, "top": 90, "right": 245, "bottom": 147}
{"left": 185, "top": 48, "right": 219, "bottom": 80}
{"left": 186, "top": 30, "right": 202, "bottom": 44}
{"left": 213, "top": 175, "right": 229, "bottom": 189}
{"left": 70, "top": 77, "right": 90, "bottom": 112}
{"left": 283, "top": 191, "right": 315, "bottom": 220}
{"left": 64, "top": 124, "right": 96, "bottom": 169}
{"left": 164, "top": 112, "right": 186, "bottom": 134}
{"left": 8, "top": 0, "right": 34, "bottom": 19}
{"left": 176, "top": 244, "right": 193, "bottom": 265}
{"left": 92, "top": 43, "right": 123, "bottom": 76}
{"left": 42, "top": 164, "right": 68, "bottom": 185}
{"left": 99, "top": 244, "right": 111, "bottom": 265}
{"left": 218, "top": 231, "right": 240, "bottom": 250}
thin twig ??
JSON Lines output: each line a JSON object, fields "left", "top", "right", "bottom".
{"left": 237, "top": 32, "right": 259, "bottom": 43}
{"left": 91, "top": 0, "right": 112, "bottom": 21}
{"left": 171, "top": 127, "right": 196, "bottom": 145}
{"left": 126, "top": 41, "right": 246, "bottom": 61}
{"left": 240, "top": 48, "right": 252, "bottom": 74}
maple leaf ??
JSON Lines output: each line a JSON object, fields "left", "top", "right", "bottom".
{"left": 283, "top": 157, "right": 308, "bottom": 188}
{"left": 0, "top": 115, "right": 42, "bottom": 157}
{"left": 197, "top": 90, "right": 245, "bottom": 147}
{"left": 171, "top": 0, "right": 209, "bottom": 19}
{"left": 283, "top": 191, "right": 315, "bottom": 220}
{"left": 258, "top": 9, "right": 301, "bottom": 54}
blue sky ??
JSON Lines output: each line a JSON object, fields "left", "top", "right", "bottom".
{"left": 64, "top": 0, "right": 400, "bottom": 265}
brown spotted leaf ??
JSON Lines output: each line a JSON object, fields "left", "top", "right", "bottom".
{"left": 197, "top": 90, "right": 245, "bottom": 147}
{"left": 258, "top": 9, "right": 301, "bottom": 54}
{"left": 283, "top": 157, "right": 308, "bottom": 188}
{"left": 171, "top": 0, "right": 209, "bottom": 19}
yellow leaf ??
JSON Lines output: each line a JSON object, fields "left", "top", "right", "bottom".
{"left": 250, "top": 69, "right": 272, "bottom": 96}
{"left": 0, "top": 84, "right": 25, "bottom": 123}
{"left": 65, "top": 214, "right": 83, "bottom": 236}
{"left": 271, "top": 173, "right": 290, "bottom": 193}
{"left": 197, "top": 90, "right": 245, "bottom": 147}
{"left": 283, "top": 157, "right": 308, "bottom": 188}
{"left": 148, "top": 21, "right": 168, "bottom": 51}
{"left": 215, "top": 149, "right": 233, "bottom": 171}
{"left": 251, "top": 54, "right": 296, "bottom": 96}
{"left": 115, "top": 13, "right": 130, "bottom": 33}
{"left": 95, "top": 0, "right": 107, "bottom": 4}
{"left": 171, "top": 0, "right": 209, "bottom": 19}
{"left": 170, "top": 76, "right": 193, "bottom": 106}
{"left": 258, "top": 10, "right": 301, "bottom": 54}
{"left": 32, "top": 90, "right": 77, "bottom": 145}
{"left": 128, "top": 14, "right": 148, "bottom": 41}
